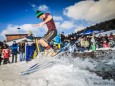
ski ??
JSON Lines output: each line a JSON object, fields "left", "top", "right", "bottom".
{"left": 53, "top": 43, "right": 70, "bottom": 56}
{"left": 21, "top": 63, "right": 40, "bottom": 74}
{"left": 21, "top": 42, "right": 71, "bottom": 75}
{"left": 21, "top": 61, "right": 56, "bottom": 75}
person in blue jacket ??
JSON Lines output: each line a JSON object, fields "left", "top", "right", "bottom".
{"left": 53, "top": 35, "right": 61, "bottom": 49}
{"left": 11, "top": 41, "right": 18, "bottom": 63}
{"left": 54, "top": 35, "right": 61, "bottom": 43}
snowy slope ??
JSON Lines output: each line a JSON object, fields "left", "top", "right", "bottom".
{"left": 0, "top": 52, "right": 115, "bottom": 86}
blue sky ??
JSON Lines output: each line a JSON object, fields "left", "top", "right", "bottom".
{"left": 0, "top": 0, "right": 79, "bottom": 26}
{"left": 0, "top": 0, "right": 115, "bottom": 41}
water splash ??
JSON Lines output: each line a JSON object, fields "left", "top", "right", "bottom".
{"left": 0, "top": 50, "right": 115, "bottom": 86}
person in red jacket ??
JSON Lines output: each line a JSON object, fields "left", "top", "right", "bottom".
{"left": 2, "top": 46, "right": 10, "bottom": 64}
{"left": 32, "top": 11, "right": 57, "bottom": 56}
{"left": 103, "top": 41, "right": 110, "bottom": 48}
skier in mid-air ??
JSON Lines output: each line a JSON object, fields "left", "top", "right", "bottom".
{"left": 33, "top": 10, "right": 57, "bottom": 56}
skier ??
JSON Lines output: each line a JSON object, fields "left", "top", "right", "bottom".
{"left": 32, "top": 11, "right": 57, "bottom": 56}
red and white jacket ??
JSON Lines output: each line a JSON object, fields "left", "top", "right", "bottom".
{"left": 103, "top": 43, "right": 110, "bottom": 48}
{"left": 2, "top": 49, "right": 10, "bottom": 58}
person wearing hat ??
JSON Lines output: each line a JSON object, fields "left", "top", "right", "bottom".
{"left": 26, "top": 30, "right": 33, "bottom": 41}
{"left": 32, "top": 11, "right": 57, "bottom": 56}
{"left": 11, "top": 41, "right": 18, "bottom": 63}
{"left": 2, "top": 45, "right": 10, "bottom": 65}
{"left": 2, "top": 41, "right": 10, "bottom": 64}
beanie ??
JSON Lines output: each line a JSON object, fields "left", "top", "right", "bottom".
{"left": 36, "top": 11, "right": 43, "bottom": 18}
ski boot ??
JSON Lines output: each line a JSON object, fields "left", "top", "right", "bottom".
{"left": 45, "top": 48, "right": 57, "bottom": 57}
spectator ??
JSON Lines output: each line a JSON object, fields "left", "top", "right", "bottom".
{"left": 104, "top": 34, "right": 109, "bottom": 43}
{"left": 3, "top": 41, "right": 9, "bottom": 49}
{"left": 79, "top": 37, "right": 85, "bottom": 52}
{"left": 60, "top": 32, "right": 65, "bottom": 47}
{"left": 70, "top": 37, "right": 74, "bottom": 45}
{"left": 108, "top": 32, "right": 115, "bottom": 47}
{"left": 2, "top": 41, "right": 10, "bottom": 64}
{"left": 19, "top": 42, "right": 25, "bottom": 61}
{"left": 96, "top": 34, "right": 103, "bottom": 48}
{"left": 108, "top": 32, "right": 114, "bottom": 40}
{"left": 87, "top": 36, "right": 91, "bottom": 50}
{"left": 53, "top": 35, "right": 61, "bottom": 49}
{"left": 11, "top": 41, "right": 18, "bottom": 63}
{"left": 103, "top": 40, "right": 110, "bottom": 48}
{"left": 0, "top": 41, "right": 3, "bottom": 65}
{"left": 91, "top": 34, "right": 96, "bottom": 51}
{"left": 2, "top": 46, "right": 10, "bottom": 64}
{"left": 77, "top": 37, "right": 81, "bottom": 52}
{"left": 80, "top": 37, "right": 85, "bottom": 47}
{"left": 64, "top": 38, "right": 69, "bottom": 47}
{"left": 73, "top": 36, "right": 77, "bottom": 43}
{"left": 26, "top": 31, "right": 33, "bottom": 41}
{"left": 84, "top": 37, "right": 90, "bottom": 50}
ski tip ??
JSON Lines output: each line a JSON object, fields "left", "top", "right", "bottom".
{"left": 21, "top": 72, "right": 29, "bottom": 76}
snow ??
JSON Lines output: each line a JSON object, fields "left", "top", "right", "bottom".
{"left": 0, "top": 52, "right": 115, "bottom": 86}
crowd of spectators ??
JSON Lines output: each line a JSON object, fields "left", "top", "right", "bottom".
{"left": 57, "top": 32, "right": 115, "bottom": 52}
{"left": 0, "top": 41, "right": 26, "bottom": 65}
{"left": 0, "top": 31, "right": 115, "bottom": 65}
